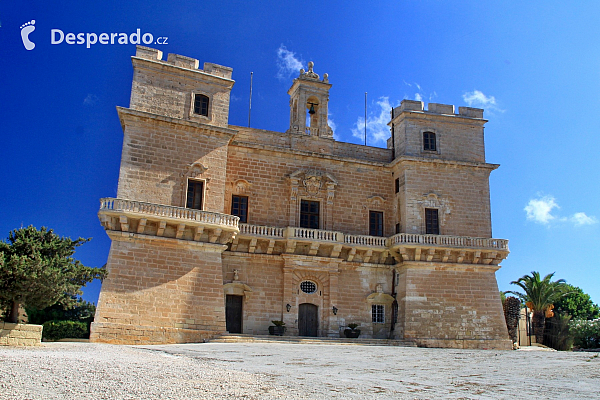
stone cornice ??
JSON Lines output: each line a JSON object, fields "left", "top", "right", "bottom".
{"left": 117, "top": 107, "right": 238, "bottom": 139}
{"left": 389, "top": 155, "right": 499, "bottom": 171}
{"left": 390, "top": 110, "right": 488, "bottom": 126}
{"left": 228, "top": 139, "right": 390, "bottom": 167}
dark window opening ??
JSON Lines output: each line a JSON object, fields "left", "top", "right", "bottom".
{"left": 395, "top": 178, "right": 400, "bottom": 193}
{"left": 231, "top": 195, "right": 248, "bottom": 223}
{"left": 300, "top": 200, "right": 319, "bottom": 229}
{"left": 300, "top": 281, "right": 317, "bottom": 294}
{"left": 372, "top": 304, "right": 385, "bottom": 323}
{"left": 395, "top": 223, "right": 400, "bottom": 234}
{"left": 423, "top": 131, "right": 436, "bottom": 151}
{"left": 425, "top": 208, "right": 440, "bottom": 235}
{"left": 194, "top": 94, "right": 209, "bottom": 117}
{"left": 369, "top": 211, "right": 384, "bottom": 237}
{"left": 186, "top": 180, "right": 204, "bottom": 210}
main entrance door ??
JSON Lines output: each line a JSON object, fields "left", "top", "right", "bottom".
{"left": 298, "top": 303, "right": 318, "bottom": 337}
{"left": 225, "top": 295, "right": 243, "bottom": 334}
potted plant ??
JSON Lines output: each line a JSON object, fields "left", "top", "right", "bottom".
{"left": 344, "top": 323, "right": 361, "bottom": 338}
{"left": 268, "top": 320, "right": 286, "bottom": 336}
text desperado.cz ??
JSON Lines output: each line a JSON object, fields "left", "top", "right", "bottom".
{"left": 51, "top": 29, "right": 167, "bottom": 48}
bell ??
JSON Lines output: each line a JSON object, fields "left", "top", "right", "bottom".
{"left": 308, "top": 104, "right": 316, "bottom": 115}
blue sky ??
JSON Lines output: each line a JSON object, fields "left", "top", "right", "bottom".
{"left": 1, "top": 1, "right": 599, "bottom": 305}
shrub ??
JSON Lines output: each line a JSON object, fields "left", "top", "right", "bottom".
{"left": 42, "top": 320, "right": 89, "bottom": 341}
{"left": 569, "top": 318, "right": 600, "bottom": 349}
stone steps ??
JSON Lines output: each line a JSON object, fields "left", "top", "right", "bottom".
{"left": 208, "top": 334, "right": 417, "bottom": 347}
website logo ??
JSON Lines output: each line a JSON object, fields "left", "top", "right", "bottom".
{"left": 20, "top": 20, "right": 36, "bottom": 50}
{"left": 51, "top": 28, "right": 168, "bottom": 48}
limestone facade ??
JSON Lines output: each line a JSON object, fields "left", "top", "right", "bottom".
{"left": 91, "top": 46, "right": 511, "bottom": 349}
{"left": 0, "top": 323, "right": 42, "bottom": 346}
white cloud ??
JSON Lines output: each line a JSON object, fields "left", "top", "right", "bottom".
{"left": 402, "top": 81, "right": 436, "bottom": 105}
{"left": 328, "top": 114, "right": 339, "bottom": 140}
{"left": 525, "top": 195, "right": 559, "bottom": 224}
{"left": 276, "top": 45, "right": 304, "bottom": 80}
{"left": 83, "top": 94, "right": 99, "bottom": 106}
{"left": 351, "top": 96, "right": 399, "bottom": 145}
{"left": 525, "top": 195, "right": 598, "bottom": 226}
{"left": 462, "top": 90, "right": 504, "bottom": 113}
{"left": 571, "top": 212, "right": 598, "bottom": 226}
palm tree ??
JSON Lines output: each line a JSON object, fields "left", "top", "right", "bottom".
{"left": 507, "top": 271, "right": 569, "bottom": 343}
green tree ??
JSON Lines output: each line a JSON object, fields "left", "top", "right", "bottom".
{"left": 553, "top": 284, "right": 599, "bottom": 320}
{"left": 508, "top": 271, "right": 570, "bottom": 343}
{"left": 0, "top": 226, "right": 106, "bottom": 323}
{"left": 26, "top": 297, "right": 97, "bottom": 325}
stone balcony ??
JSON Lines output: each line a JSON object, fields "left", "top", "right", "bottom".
{"left": 232, "top": 224, "right": 509, "bottom": 266}
{"left": 98, "top": 198, "right": 239, "bottom": 244}
{"left": 98, "top": 198, "right": 508, "bottom": 265}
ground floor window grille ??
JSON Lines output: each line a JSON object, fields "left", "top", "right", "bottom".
{"left": 372, "top": 304, "right": 385, "bottom": 323}
{"left": 300, "top": 281, "right": 317, "bottom": 294}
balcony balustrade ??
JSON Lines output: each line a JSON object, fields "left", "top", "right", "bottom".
{"left": 98, "top": 198, "right": 508, "bottom": 265}
{"left": 98, "top": 198, "right": 239, "bottom": 244}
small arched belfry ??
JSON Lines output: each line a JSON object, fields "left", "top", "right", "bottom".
{"left": 287, "top": 61, "right": 333, "bottom": 138}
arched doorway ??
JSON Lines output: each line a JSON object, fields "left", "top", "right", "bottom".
{"left": 298, "top": 303, "right": 318, "bottom": 336}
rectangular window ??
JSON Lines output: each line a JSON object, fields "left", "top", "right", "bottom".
{"left": 423, "top": 131, "right": 436, "bottom": 151}
{"left": 372, "top": 304, "right": 385, "bottom": 323}
{"left": 194, "top": 94, "right": 209, "bottom": 116}
{"left": 425, "top": 208, "right": 440, "bottom": 235}
{"left": 300, "top": 200, "right": 319, "bottom": 229}
{"left": 186, "top": 180, "right": 204, "bottom": 210}
{"left": 395, "top": 177, "right": 400, "bottom": 193}
{"left": 369, "top": 211, "right": 384, "bottom": 237}
{"left": 231, "top": 195, "right": 248, "bottom": 223}
{"left": 395, "top": 223, "right": 400, "bottom": 234}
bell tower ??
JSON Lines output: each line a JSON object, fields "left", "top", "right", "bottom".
{"left": 287, "top": 62, "right": 333, "bottom": 139}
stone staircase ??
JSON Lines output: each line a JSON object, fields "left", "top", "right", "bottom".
{"left": 207, "top": 333, "right": 417, "bottom": 347}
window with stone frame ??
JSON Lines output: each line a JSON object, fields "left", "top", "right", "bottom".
{"left": 186, "top": 179, "right": 204, "bottom": 210}
{"left": 231, "top": 195, "right": 248, "bottom": 223}
{"left": 193, "top": 94, "right": 209, "bottom": 117}
{"left": 300, "top": 199, "right": 319, "bottom": 229}
{"left": 425, "top": 208, "right": 440, "bottom": 235}
{"left": 423, "top": 131, "right": 436, "bottom": 151}
{"left": 369, "top": 211, "right": 384, "bottom": 237}
{"left": 372, "top": 304, "right": 385, "bottom": 323}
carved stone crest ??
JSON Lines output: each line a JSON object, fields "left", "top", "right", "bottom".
{"left": 303, "top": 175, "right": 322, "bottom": 196}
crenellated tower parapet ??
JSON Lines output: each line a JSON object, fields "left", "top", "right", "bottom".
{"left": 388, "top": 100, "right": 486, "bottom": 163}
{"left": 129, "top": 45, "right": 234, "bottom": 128}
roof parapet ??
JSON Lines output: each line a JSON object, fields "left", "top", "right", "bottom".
{"left": 392, "top": 100, "right": 484, "bottom": 119}
{"left": 134, "top": 45, "right": 232, "bottom": 80}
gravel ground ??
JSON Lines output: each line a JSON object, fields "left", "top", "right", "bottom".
{"left": 0, "top": 342, "right": 599, "bottom": 399}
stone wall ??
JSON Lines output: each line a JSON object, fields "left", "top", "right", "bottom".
{"left": 224, "top": 144, "right": 395, "bottom": 236}
{"left": 395, "top": 160, "right": 495, "bottom": 237}
{"left": 116, "top": 109, "right": 234, "bottom": 213}
{"left": 91, "top": 233, "right": 227, "bottom": 345}
{"left": 396, "top": 263, "right": 511, "bottom": 350}
{"left": 0, "top": 323, "right": 42, "bottom": 346}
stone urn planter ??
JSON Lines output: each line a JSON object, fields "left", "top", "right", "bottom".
{"left": 268, "top": 320, "right": 286, "bottom": 336}
{"left": 343, "top": 323, "right": 361, "bottom": 338}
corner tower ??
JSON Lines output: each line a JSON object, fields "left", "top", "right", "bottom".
{"left": 287, "top": 62, "right": 333, "bottom": 138}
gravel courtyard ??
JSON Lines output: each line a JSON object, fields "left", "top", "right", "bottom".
{"left": 1, "top": 342, "right": 598, "bottom": 399}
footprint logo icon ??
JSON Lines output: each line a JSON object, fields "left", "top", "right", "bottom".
{"left": 20, "top": 20, "right": 36, "bottom": 50}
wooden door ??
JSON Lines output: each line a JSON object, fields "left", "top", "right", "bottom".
{"left": 225, "top": 295, "right": 243, "bottom": 334}
{"left": 298, "top": 303, "right": 318, "bottom": 337}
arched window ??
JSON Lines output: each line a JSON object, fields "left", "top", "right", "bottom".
{"left": 194, "top": 94, "right": 209, "bottom": 117}
{"left": 423, "top": 131, "right": 436, "bottom": 151}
